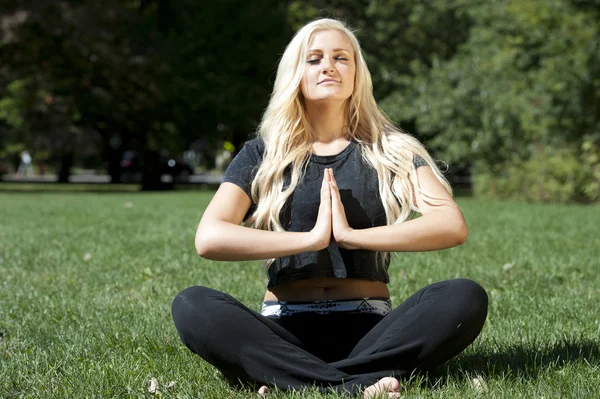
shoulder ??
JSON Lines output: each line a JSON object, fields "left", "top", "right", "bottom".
{"left": 242, "top": 137, "right": 265, "bottom": 154}
{"left": 228, "top": 137, "right": 265, "bottom": 166}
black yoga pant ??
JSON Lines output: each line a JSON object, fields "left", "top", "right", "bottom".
{"left": 171, "top": 278, "right": 488, "bottom": 395}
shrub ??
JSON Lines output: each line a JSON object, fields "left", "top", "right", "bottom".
{"left": 473, "top": 141, "right": 599, "bottom": 203}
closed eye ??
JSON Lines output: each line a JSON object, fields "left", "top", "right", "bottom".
{"left": 307, "top": 56, "right": 349, "bottom": 65}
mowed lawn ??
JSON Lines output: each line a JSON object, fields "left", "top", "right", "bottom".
{"left": 1, "top": 191, "right": 599, "bottom": 398}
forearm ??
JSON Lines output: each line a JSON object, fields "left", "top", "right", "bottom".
{"left": 343, "top": 209, "right": 468, "bottom": 252}
{"left": 195, "top": 220, "right": 322, "bottom": 261}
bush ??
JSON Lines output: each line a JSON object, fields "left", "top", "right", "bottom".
{"left": 473, "top": 140, "right": 600, "bottom": 203}
{"left": 581, "top": 136, "right": 600, "bottom": 202}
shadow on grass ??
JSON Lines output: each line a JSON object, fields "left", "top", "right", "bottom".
{"left": 433, "top": 338, "right": 600, "bottom": 381}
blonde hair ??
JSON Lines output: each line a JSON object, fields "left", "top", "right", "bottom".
{"left": 247, "top": 18, "right": 452, "bottom": 265}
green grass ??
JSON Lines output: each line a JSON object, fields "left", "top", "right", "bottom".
{"left": 1, "top": 191, "right": 599, "bottom": 398}
{"left": 0, "top": 182, "right": 141, "bottom": 192}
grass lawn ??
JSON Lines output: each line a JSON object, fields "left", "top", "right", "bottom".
{"left": 1, "top": 190, "right": 599, "bottom": 398}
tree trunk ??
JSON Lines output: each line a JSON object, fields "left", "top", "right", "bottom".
{"left": 140, "top": 149, "right": 172, "bottom": 191}
{"left": 57, "top": 152, "right": 73, "bottom": 183}
{"left": 106, "top": 148, "right": 122, "bottom": 184}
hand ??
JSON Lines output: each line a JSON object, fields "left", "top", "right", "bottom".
{"left": 309, "top": 168, "right": 332, "bottom": 250}
{"left": 328, "top": 169, "right": 358, "bottom": 249}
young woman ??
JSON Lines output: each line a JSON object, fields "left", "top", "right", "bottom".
{"left": 172, "top": 18, "right": 488, "bottom": 398}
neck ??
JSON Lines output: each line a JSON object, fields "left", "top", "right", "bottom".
{"left": 305, "top": 101, "right": 348, "bottom": 143}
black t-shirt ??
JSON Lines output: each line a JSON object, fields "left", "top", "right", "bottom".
{"left": 222, "top": 138, "right": 427, "bottom": 288}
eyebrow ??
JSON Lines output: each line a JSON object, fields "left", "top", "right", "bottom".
{"left": 307, "top": 48, "right": 352, "bottom": 54}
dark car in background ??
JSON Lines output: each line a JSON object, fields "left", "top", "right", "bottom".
{"left": 119, "top": 150, "right": 194, "bottom": 183}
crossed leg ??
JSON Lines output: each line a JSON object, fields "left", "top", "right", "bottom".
{"left": 171, "top": 279, "right": 488, "bottom": 397}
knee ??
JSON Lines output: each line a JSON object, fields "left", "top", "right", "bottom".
{"left": 450, "top": 278, "right": 488, "bottom": 326}
{"left": 173, "top": 285, "right": 216, "bottom": 307}
{"left": 171, "top": 286, "right": 220, "bottom": 331}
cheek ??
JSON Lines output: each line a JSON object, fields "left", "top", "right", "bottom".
{"left": 344, "top": 67, "right": 356, "bottom": 91}
{"left": 301, "top": 69, "right": 317, "bottom": 96}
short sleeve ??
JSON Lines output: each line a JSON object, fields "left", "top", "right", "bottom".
{"left": 413, "top": 154, "right": 428, "bottom": 169}
{"left": 221, "top": 138, "right": 264, "bottom": 199}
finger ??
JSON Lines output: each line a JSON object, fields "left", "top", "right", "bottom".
{"left": 329, "top": 181, "right": 341, "bottom": 201}
{"left": 329, "top": 169, "right": 339, "bottom": 190}
{"left": 321, "top": 183, "right": 330, "bottom": 204}
{"left": 321, "top": 170, "right": 332, "bottom": 205}
{"left": 321, "top": 169, "right": 330, "bottom": 191}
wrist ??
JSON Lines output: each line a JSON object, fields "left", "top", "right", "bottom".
{"left": 337, "top": 227, "right": 359, "bottom": 249}
{"left": 306, "top": 231, "right": 329, "bottom": 252}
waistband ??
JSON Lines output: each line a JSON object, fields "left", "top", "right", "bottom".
{"left": 261, "top": 297, "right": 392, "bottom": 318}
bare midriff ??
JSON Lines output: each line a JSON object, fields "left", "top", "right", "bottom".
{"left": 264, "top": 277, "right": 390, "bottom": 302}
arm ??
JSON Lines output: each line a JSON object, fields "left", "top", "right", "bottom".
{"left": 330, "top": 167, "right": 467, "bottom": 252}
{"left": 195, "top": 179, "right": 332, "bottom": 261}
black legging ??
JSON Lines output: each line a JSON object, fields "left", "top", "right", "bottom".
{"left": 171, "top": 278, "right": 488, "bottom": 395}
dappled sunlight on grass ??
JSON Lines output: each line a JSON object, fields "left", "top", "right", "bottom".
{"left": 0, "top": 193, "right": 599, "bottom": 398}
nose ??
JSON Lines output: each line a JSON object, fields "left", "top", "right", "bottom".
{"left": 321, "top": 56, "right": 336, "bottom": 74}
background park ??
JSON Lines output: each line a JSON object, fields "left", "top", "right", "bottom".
{"left": 1, "top": 0, "right": 599, "bottom": 398}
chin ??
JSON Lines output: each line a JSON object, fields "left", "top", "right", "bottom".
{"left": 308, "top": 93, "right": 351, "bottom": 103}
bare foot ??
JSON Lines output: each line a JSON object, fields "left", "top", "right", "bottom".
{"left": 258, "top": 385, "right": 269, "bottom": 396}
{"left": 363, "top": 377, "right": 401, "bottom": 398}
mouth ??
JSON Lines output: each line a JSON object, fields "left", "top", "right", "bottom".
{"left": 318, "top": 79, "right": 340, "bottom": 85}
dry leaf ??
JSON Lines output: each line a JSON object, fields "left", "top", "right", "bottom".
{"left": 502, "top": 263, "right": 515, "bottom": 271}
{"left": 472, "top": 376, "right": 488, "bottom": 393}
{"left": 83, "top": 253, "right": 92, "bottom": 261}
{"left": 148, "top": 377, "right": 159, "bottom": 394}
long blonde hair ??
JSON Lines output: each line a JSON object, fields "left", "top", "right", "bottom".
{"left": 247, "top": 18, "right": 452, "bottom": 264}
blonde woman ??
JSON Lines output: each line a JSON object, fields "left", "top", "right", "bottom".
{"left": 172, "top": 18, "right": 487, "bottom": 398}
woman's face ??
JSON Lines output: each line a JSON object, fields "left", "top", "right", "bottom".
{"left": 300, "top": 30, "right": 356, "bottom": 104}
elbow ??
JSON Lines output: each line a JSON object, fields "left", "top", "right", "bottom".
{"left": 195, "top": 236, "right": 210, "bottom": 258}
{"left": 195, "top": 225, "right": 217, "bottom": 259}
{"left": 454, "top": 220, "right": 468, "bottom": 246}
{"left": 195, "top": 239, "right": 210, "bottom": 259}
{"left": 445, "top": 208, "right": 468, "bottom": 247}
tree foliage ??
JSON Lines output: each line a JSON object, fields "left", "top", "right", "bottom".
{"left": 0, "top": 0, "right": 290, "bottom": 186}
{"left": 404, "top": 1, "right": 599, "bottom": 167}
{"left": 1, "top": 0, "right": 598, "bottom": 200}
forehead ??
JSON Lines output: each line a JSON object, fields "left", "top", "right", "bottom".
{"left": 307, "top": 30, "right": 353, "bottom": 52}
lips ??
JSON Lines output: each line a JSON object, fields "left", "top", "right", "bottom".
{"left": 318, "top": 79, "right": 339, "bottom": 85}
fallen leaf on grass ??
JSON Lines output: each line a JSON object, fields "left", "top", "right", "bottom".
{"left": 148, "top": 377, "right": 159, "bottom": 394}
{"left": 472, "top": 376, "right": 488, "bottom": 393}
{"left": 502, "top": 262, "right": 515, "bottom": 272}
{"left": 83, "top": 253, "right": 92, "bottom": 261}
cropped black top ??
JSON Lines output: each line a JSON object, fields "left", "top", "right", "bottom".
{"left": 221, "top": 138, "right": 428, "bottom": 288}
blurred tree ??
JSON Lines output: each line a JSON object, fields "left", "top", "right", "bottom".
{"left": 0, "top": 0, "right": 291, "bottom": 188}
{"left": 401, "top": 0, "right": 600, "bottom": 180}
{"left": 149, "top": 0, "right": 292, "bottom": 153}
{"left": 0, "top": 1, "right": 171, "bottom": 185}
{"left": 2, "top": 0, "right": 598, "bottom": 200}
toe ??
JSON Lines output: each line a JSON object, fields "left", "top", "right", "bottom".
{"left": 380, "top": 377, "right": 400, "bottom": 392}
